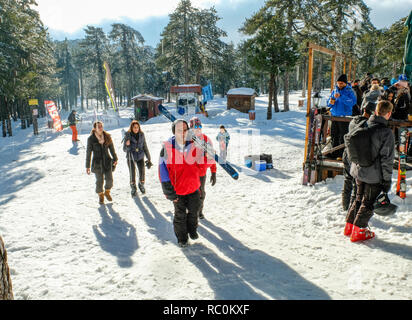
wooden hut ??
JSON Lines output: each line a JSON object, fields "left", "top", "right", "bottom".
{"left": 170, "top": 85, "right": 202, "bottom": 115}
{"left": 227, "top": 88, "right": 257, "bottom": 113}
{"left": 131, "top": 95, "right": 164, "bottom": 122}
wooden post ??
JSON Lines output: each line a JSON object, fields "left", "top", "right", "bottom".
{"left": 349, "top": 59, "right": 352, "bottom": 82}
{"left": 304, "top": 47, "right": 314, "bottom": 162}
{"left": 0, "top": 236, "right": 13, "bottom": 300}
{"left": 331, "top": 55, "right": 336, "bottom": 91}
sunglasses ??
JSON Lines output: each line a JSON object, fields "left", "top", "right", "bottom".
{"left": 193, "top": 125, "right": 202, "bottom": 129}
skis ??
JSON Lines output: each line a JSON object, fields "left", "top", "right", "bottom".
{"left": 397, "top": 128, "right": 409, "bottom": 199}
{"left": 310, "top": 112, "right": 323, "bottom": 185}
{"left": 158, "top": 104, "right": 239, "bottom": 180}
{"left": 302, "top": 108, "right": 316, "bottom": 185}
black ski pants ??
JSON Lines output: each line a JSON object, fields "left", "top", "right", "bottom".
{"left": 342, "top": 155, "right": 357, "bottom": 211}
{"left": 173, "top": 191, "right": 201, "bottom": 243}
{"left": 127, "top": 158, "right": 145, "bottom": 185}
{"left": 198, "top": 175, "right": 207, "bottom": 217}
{"left": 346, "top": 180, "right": 381, "bottom": 228}
{"left": 330, "top": 121, "right": 349, "bottom": 158}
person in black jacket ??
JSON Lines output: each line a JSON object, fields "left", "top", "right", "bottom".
{"left": 86, "top": 121, "right": 118, "bottom": 204}
{"left": 351, "top": 79, "right": 363, "bottom": 116}
{"left": 123, "top": 120, "right": 152, "bottom": 196}
{"left": 341, "top": 107, "right": 373, "bottom": 211}
{"left": 391, "top": 80, "right": 410, "bottom": 120}
{"left": 344, "top": 100, "right": 395, "bottom": 242}
{"left": 68, "top": 110, "right": 79, "bottom": 142}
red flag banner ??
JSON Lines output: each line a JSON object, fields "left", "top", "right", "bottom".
{"left": 45, "top": 101, "right": 63, "bottom": 132}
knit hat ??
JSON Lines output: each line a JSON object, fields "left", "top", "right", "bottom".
{"left": 364, "top": 102, "right": 376, "bottom": 115}
{"left": 337, "top": 74, "right": 348, "bottom": 84}
{"left": 189, "top": 117, "right": 202, "bottom": 129}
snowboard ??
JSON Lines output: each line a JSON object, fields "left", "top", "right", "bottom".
{"left": 310, "top": 112, "right": 323, "bottom": 185}
{"left": 302, "top": 108, "right": 316, "bottom": 185}
{"left": 397, "top": 128, "right": 409, "bottom": 199}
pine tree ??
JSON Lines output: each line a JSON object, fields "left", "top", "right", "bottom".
{"left": 242, "top": 8, "right": 299, "bottom": 119}
{"left": 109, "top": 23, "right": 145, "bottom": 106}
{"left": 156, "top": 0, "right": 227, "bottom": 85}
{"left": 80, "top": 26, "right": 109, "bottom": 109}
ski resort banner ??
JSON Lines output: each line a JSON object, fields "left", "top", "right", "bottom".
{"left": 202, "top": 83, "right": 213, "bottom": 103}
{"left": 44, "top": 100, "right": 63, "bottom": 132}
{"left": 103, "top": 61, "right": 117, "bottom": 112}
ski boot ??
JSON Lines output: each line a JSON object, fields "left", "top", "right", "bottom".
{"left": 343, "top": 223, "right": 354, "bottom": 236}
{"left": 199, "top": 212, "right": 205, "bottom": 220}
{"left": 350, "top": 225, "right": 375, "bottom": 242}
{"left": 138, "top": 182, "right": 146, "bottom": 195}
{"left": 131, "top": 183, "right": 137, "bottom": 197}
{"left": 104, "top": 189, "right": 112, "bottom": 202}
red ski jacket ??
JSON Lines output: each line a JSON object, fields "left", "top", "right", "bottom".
{"left": 196, "top": 133, "right": 217, "bottom": 177}
{"left": 159, "top": 137, "right": 203, "bottom": 199}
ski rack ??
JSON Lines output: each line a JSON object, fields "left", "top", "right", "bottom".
{"left": 302, "top": 43, "right": 356, "bottom": 185}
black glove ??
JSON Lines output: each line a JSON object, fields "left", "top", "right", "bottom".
{"left": 381, "top": 180, "right": 391, "bottom": 193}
{"left": 145, "top": 160, "right": 153, "bottom": 169}
{"left": 210, "top": 172, "right": 216, "bottom": 186}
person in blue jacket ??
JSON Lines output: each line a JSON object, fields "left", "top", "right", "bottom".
{"left": 327, "top": 74, "right": 357, "bottom": 159}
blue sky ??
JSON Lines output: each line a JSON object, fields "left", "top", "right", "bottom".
{"left": 36, "top": 0, "right": 412, "bottom": 47}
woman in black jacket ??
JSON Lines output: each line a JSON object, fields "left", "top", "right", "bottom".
{"left": 123, "top": 120, "right": 152, "bottom": 196}
{"left": 86, "top": 121, "right": 118, "bottom": 204}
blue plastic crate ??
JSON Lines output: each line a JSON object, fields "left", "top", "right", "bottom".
{"left": 245, "top": 159, "right": 253, "bottom": 168}
{"left": 255, "top": 160, "right": 267, "bottom": 172}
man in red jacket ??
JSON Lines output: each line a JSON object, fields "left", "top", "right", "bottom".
{"left": 159, "top": 119, "right": 203, "bottom": 247}
{"left": 189, "top": 117, "right": 217, "bottom": 220}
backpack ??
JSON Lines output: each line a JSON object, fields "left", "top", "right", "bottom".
{"left": 344, "top": 119, "right": 383, "bottom": 167}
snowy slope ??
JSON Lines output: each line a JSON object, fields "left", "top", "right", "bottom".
{"left": 0, "top": 93, "right": 411, "bottom": 300}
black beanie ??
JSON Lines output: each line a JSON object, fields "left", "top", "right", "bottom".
{"left": 337, "top": 74, "right": 348, "bottom": 84}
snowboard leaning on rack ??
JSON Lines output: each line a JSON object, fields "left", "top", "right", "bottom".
{"left": 397, "top": 128, "right": 409, "bottom": 199}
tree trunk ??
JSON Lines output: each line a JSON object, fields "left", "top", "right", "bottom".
{"left": 302, "top": 58, "right": 307, "bottom": 98}
{"left": 283, "top": 71, "right": 290, "bottom": 112}
{"left": 273, "top": 76, "right": 280, "bottom": 113}
{"left": 80, "top": 69, "right": 84, "bottom": 112}
{"left": 268, "top": 73, "right": 274, "bottom": 120}
{"left": 0, "top": 236, "right": 13, "bottom": 300}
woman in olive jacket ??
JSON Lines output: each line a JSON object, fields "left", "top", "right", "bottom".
{"left": 86, "top": 121, "right": 118, "bottom": 204}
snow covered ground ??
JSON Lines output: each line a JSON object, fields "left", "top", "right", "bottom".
{"left": 1, "top": 92, "right": 411, "bottom": 300}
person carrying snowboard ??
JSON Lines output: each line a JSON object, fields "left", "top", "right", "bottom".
{"left": 86, "top": 121, "right": 118, "bottom": 205}
{"left": 216, "top": 125, "right": 230, "bottom": 162}
{"left": 158, "top": 119, "right": 203, "bottom": 247}
{"left": 344, "top": 100, "right": 395, "bottom": 242}
{"left": 189, "top": 117, "right": 217, "bottom": 220}
{"left": 123, "top": 120, "right": 152, "bottom": 196}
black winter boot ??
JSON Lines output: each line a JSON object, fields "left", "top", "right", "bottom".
{"left": 138, "top": 182, "right": 146, "bottom": 195}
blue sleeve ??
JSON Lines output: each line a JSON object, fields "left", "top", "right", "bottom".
{"left": 158, "top": 146, "right": 177, "bottom": 201}
{"left": 342, "top": 89, "right": 357, "bottom": 115}
{"left": 327, "top": 90, "right": 336, "bottom": 109}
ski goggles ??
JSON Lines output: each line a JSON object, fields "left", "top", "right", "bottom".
{"left": 193, "top": 124, "right": 202, "bottom": 129}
